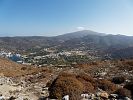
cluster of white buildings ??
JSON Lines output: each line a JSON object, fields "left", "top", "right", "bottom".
{"left": 0, "top": 51, "right": 13, "bottom": 58}
{"left": 0, "top": 50, "right": 21, "bottom": 59}
{"left": 33, "top": 50, "right": 86, "bottom": 60}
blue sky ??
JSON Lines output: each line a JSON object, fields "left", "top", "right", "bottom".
{"left": 0, "top": 0, "right": 133, "bottom": 36}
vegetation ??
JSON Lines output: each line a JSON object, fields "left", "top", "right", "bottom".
{"left": 76, "top": 73, "right": 96, "bottom": 92}
{"left": 49, "top": 73, "right": 83, "bottom": 100}
{"left": 114, "top": 88, "right": 132, "bottom": 98}
{"left": 124, "top": 82, "right": 133, "bottom": 99}
{"left": 98, "top": 79, "right": 117, "bottom": 93}
{"left": 112, "top": 76, "right": 125, "bottom": 84}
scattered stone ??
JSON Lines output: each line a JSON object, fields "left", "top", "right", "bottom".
{"left": 0, "top": 96, "right": 5, "bottom": 100}
{"left": 124, "top": 97, "right": 132, "bottom": 100}
{"left": 39, "top": 96, "right": 49, "bottom": 100}
{"left": 62, "top": 95, "right": 69, "bottom": 100}
{"left": 97, "top": 91, "right": 109, "bottom": 99}
{"left": 90, "top": 94, "right": 95, "bottom": 99}
{"left": 8, "top": 96, "right": 16, "bottom": 100}
{"left": 81, "top": 94, "right": 90, "bottom": 99}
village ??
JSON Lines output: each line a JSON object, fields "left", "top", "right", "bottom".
{"left": 0, "top": 48, "right": 100, "bottom": 67}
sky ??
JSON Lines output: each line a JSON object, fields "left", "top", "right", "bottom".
{"left": 0, "top": 0, "right": 133, "bottom": 36}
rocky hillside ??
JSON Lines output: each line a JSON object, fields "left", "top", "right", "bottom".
{"left": 0, "top": 58, "right": 133, "bottom": 99}
{"left": 0, "top": 58, "right": 56, "bottom": 100}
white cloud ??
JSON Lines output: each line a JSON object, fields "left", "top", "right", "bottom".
{"left": 77, "top": 27, "right": 85, "bottom": 30}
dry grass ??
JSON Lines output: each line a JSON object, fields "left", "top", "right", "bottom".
{"left": 0, "top": 57, "right": 52, "bottom": 77}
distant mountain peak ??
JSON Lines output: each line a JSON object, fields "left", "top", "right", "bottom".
{"left": 73, "top": 30, "right": 106, "bottom": 35}
{"left": 55, "top": 30, "right": 106, "bottom": 41}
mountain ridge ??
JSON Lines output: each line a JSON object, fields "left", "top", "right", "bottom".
{"left": 0, "top": 30, "right": 118, "bottom": 37}
{"left": 1, "top": 30, "right": 133, "bottom": 59}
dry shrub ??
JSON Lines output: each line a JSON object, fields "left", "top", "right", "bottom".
{"left": 120, "top": 60, "right": 133, "bottom": 71}
{"left": 46, "top": 72, "right": 66, "bottom": 88}
{"left": 112, "top": 76, "right": 125, "bottom": 84}
{"left": 115, "top": 88, "right": 132, "bottom": 98}
{"left": 125, "top": 60, "right": 133, "bottom": 66}
{"left": 76, "top": 73, "right": 96, "bottom": 84}
{"left": 75, "top": 63, "right": 89, "bottom": 68}
{"left": 90, "top": 61, "right": 98, "bottom": 65}
{"left": 58, "top": 72, "right": 76, "bottom": 78}
{"left": 124, "top": 82, "right": 133, "bottom": 99}
{"left": 21, "top": 67, "right": 27, "bottom": 70}
{"left": 46, "top": 80, "right": 53, "bottom": 87}
{"left": 82, "top": 81, "right": 94, "bottom": 93}
{"left": 98, "top": 79, "right": 117, "bottom": 93}
{"left": 76, "top": 73, "right": 96, "bottom": 93}
{"left": 124, "top": 82, "right": 133, "bottom": 91}
{"left": 49, "top": 74, "right": 84, "bottom": 100}
{"left": 41, "top": 68, "right": 53, "bottom": 73}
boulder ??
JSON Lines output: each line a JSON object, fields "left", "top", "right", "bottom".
{"left": 62, "top": 95, "right": 69, "bottom": 100}
{"left": 97, "top": 91, "right": 109, "bottom": 99}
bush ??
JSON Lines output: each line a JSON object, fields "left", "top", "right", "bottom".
{"left": 21, "top": 67, "right": 27, "bottom": 70}
{"left": 125, "top": 60, "right": 133, "bottom": 66}
{"left": 124, "top": 82, "right": 133, "bottom": 99}
{"left": 98, "top": 79, "right": 117, "bottom": 93}
{"left": 76, "top": 73, "right": 96, "bottom": 93}
{"left": 112, "top": 76, "right": 125, "bottom": 84}
{"left": 124, "top": 82, "right": 133, "bottom": 92}
{"left": 46, "top": 80, "right": 53, "bottom": 87}
{"left": 76, "top": 73, "right": 96, "bottom": 85}
{"left": 58, "top": 72, "right": 76, "bottom": 78}
{"left": 49, "top": 74, "right": 84, "bottom": 100}
{"left": 115, "top": 88, "right": 132, "bottom": 98}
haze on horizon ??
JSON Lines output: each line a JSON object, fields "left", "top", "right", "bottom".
{"left": 0, "top": 0, "right": 133, "bottom": 36}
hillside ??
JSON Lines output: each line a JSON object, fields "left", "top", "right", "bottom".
{"left": 0, "top": 57, "right": 133, "bottom": 99}
{"left": 0, "top": 57, "right": 52, "bottom": 77}
{"left": 0, "top": 57, "right": 55, "bottom": 99}
{"left": 110, "top": 47, "right": 133, "bottom": 59}
{"left": 1, "top": 30, "right": 133, "bottom": 59}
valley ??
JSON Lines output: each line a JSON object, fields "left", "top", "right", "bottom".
{"left": 0, "top": 30, "right": 133, "bottom": 100}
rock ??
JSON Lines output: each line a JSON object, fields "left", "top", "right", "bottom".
{"left": 81, "top": 94, "right": 90, "bottom": 99}
{"left": 109, "top": 94, "right": 119, "bottom": 98}
{"left": 0, "top": 96, "right": 5, "bottom": 100}
{"left": 124, "top": 97, "right": 132, "bottom": 100}
{"left": 8, "top": 96, "right": 16, "bottom": 100}
{"left": 90, "top": 94, "right": 95, "bottom": 99}
{"left": 62, "top": 95, "right": 69, "bottom": 100}
{"left": 97, "top": 91, "right": 109, "bottom": 99}
{"left": 39, "top": 96, "right": 49, "bottom": 100}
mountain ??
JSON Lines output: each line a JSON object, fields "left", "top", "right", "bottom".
{"left": 55, "top": 30, "right": 106, "bottom": 41}
{"left": 0, "top": 36, "right": 60, "bottom": 51}
{"left": 1, "top": 30, "right": 133, "bottom": 59}
{"left": 109, "top": 47, "right": 133, "bottom": 59}
{"left": 56, "top": 33, "right": 133, "bottom": 51}
{"left": 0, "top": 30, "right": 106, "bottom": 51}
